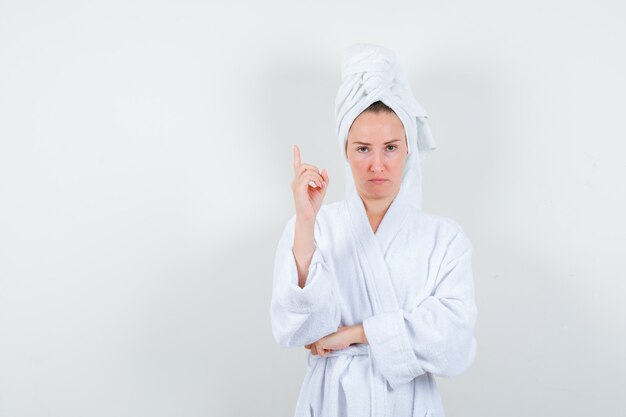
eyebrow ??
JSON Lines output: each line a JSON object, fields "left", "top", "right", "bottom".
{"left": 352, "top": 139, "right": 402, "bottom": 145}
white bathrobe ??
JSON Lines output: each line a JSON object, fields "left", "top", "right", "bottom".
{"left": 270, "top": 184, "right": 478, "bottom": 417}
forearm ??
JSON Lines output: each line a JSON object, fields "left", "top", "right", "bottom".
{"left": 292, "top": 218, "right": 316, "bottom": 288}
{"left": 350, "top": 323, "right": 368, "bottom": 344}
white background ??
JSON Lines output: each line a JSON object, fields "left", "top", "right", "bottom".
{"left": 1, "top": 1, "right": 625, "bottom": 416}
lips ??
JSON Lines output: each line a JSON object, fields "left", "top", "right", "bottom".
{"left": 369, "top": 179, "right": 387, "bottom": 184}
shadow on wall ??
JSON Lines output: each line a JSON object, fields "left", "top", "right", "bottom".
{"left": 411, "top": 64, "right": 617, "bottom": 415}
{"left": 408, "top": 64, "right": 504, "bottom": 226}
{"left": 206, "top": 52, "right": 343, "bottom": 416}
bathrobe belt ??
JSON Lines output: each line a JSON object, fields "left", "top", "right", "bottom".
{"left": 309, "top": 343, "right": 388, "bottom": 417}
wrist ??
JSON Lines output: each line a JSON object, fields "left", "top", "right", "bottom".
{"left": 352, "top": 324, "right": 367, "bottom": 344}
{"left": 295, "top": 216, "right": 316, "bottom": 227}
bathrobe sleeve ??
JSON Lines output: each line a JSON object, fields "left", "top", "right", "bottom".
{"left": 362, "top": 226, "right": 478, "bottom": 389}
{"left": 270, "top": 216, "right": 341, "bottom": 349}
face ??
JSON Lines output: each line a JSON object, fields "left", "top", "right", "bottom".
{"left": 346, "top": 110, "right": 408, "bottom": 201}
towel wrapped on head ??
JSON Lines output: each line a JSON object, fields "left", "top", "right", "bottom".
{"left": 334, "top": 43, "right": 437, "bottom": 209}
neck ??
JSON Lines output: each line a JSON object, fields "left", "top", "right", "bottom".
{"left": 362, "top": 195, "right": 394, "bottom": 217}
{"left": 359, "top": 187, "right": 401, "bottom": 233}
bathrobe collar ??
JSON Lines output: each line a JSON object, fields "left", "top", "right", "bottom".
{"left": 346, "top": 182, "right": 412, "bottom": 256}
{"left": 345, "top": 182, "right": 413, "bottom": 315}
{"left": 343, "top": 183, "right": 414, "bottom": 414}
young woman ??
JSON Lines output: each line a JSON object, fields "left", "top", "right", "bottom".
{"left": 270, "top": 44, "right": 477, "bottom": 417}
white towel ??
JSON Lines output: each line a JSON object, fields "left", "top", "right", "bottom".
{"left": 334, "top": 43, "right": 437, "bottom": 209}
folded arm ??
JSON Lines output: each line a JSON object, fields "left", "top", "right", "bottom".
{"left": 362, "top": 228, "right": 478, "bottom": 389}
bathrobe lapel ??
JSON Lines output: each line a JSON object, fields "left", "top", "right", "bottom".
{"left": 345, "top": 187, "right": 411, "bottom": 314}
{"left": 344, "top": 187, "right": 412, "bottom": 417}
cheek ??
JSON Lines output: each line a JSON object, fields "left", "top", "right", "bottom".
{"left": 392, "top": 159, "right": 407, "bottom": 177}
{"left": 352, "top": 160, "right": 369, "bottom": 176}
{"left": 389, "top": 156, "right": 404, "bottom": 169}
{"left": 355, "top": 160, "right": 368, "bottom": 172}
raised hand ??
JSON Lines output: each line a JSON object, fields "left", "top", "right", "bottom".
{"left": 291, "top": 144, "right": 330, "bottom": 222}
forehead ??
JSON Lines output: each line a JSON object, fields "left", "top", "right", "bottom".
{"left": 347, "top": 111, "right": 406, "bottom": 143}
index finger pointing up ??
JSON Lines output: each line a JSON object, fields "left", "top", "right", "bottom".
{"left": 293, "top": 144, "right": 301, "bottom": 175}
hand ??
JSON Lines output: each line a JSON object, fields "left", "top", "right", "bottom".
{"left": 291, "top": 144, "right": 330, "bottom": 222}
{"left": 304, "top": 326, "right": 357, "bottom": 358}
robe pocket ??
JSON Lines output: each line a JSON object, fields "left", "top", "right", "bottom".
{"left": 416, "top": 410, "right": 438, "bottom": 417}
{"left": 413, "top": 404, "right": 434, "bottom": 417}
{"left": 412, "top": 375, "right": 436, "bottom": 417}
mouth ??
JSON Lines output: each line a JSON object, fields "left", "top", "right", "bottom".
{"left": 369, "top": 179, "right": 388, "bottom": 184}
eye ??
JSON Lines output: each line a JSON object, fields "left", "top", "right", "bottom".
{"left": 386, "top": 145, "right": 398, "bottom": 151}
{"left": 357, "top": 146, "right": 368, "bottom": 153}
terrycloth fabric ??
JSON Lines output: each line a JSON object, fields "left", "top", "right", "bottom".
{"left": 270, "top": 43, "right": 477, "bottom": 417}
{"left": 334, "top": 43, "right": 437, "bottom": 209}
{"left": 270, "top": 187, "right": 478, "bottom": 417}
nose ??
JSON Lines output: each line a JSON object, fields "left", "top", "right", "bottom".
{"left": 370, "top": 151, "right": 384, "bottom": 173}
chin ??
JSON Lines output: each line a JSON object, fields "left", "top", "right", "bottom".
{"left": 361, "top": 182, "right": 400, "bottom": 198}
{"left": 361, "top": 188, "right": 391, "bottom": 200}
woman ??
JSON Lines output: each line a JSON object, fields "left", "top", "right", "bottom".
{"left": 270, "top": 44, "right": 477, "bottom": 417}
